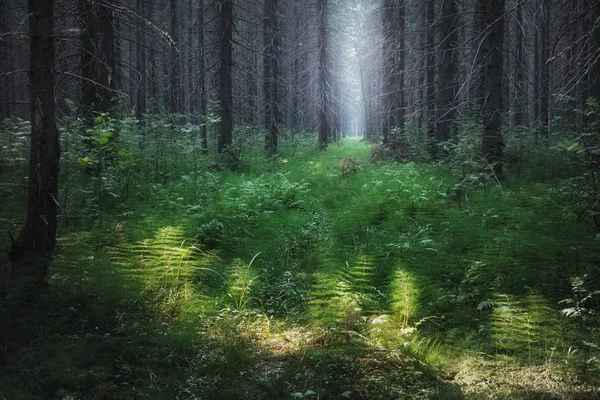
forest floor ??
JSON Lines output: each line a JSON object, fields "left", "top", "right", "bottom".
{"left": 1, "top": 138, "right": 599, "bottom": 399}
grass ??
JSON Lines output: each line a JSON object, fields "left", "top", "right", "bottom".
{"left": 1, "top": 130, "right": 599, "bottom": 399}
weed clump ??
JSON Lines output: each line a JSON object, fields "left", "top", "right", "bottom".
{"left": 339, "top": 156, "right": 360, "bottom": 176}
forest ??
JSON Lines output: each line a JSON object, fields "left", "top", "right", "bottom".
{"left": 0, "top": 0, "right": 599, "bottom": 398}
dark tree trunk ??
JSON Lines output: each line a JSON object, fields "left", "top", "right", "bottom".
{"left": 592, "top": 1, "right": 600, "bottom": 99}
{"left": 317, "top": 0, "right": 330, "bottom": 149}
{"left": 435, "top": 0, "right": 458, "bottom": 147}
{"left": 533, "top": 10, "right": 540, "bottom": 126}
{"left": 472, "top": 0, "right": 486, "bottom": 112}
{"left": 482, "top": 0, "right": 505, "bottom": 178}
{"left": 0, "top": 0, "right": 5, "bottom": 119}
{"left": 393, "top": 0, "right": 406, "bottom": 147}
{"left": 218, "top": 0, "right": 234, "bottom": 155}
{"left": 264, "top": 0, "right": 279, "bottom": 155}
{"left": 425, "top": 0, "right": 436, "bottom": 157}
{"left": 135, "top": 0, "right": 147, "bottom": 119}
{"left": 381, "top": 0, "right": 396, "bottom": 146}
{"left": 539, "top": 0, "right": 550, "bottom": 137}
{"left": 80, "top": 0, "right": 97, "bottom": 112}
{"left": 513, "top": 1, "right": 525, "bottom": 126}
{"left": 80, "top": 0, "right": 116, "bottom": 114}
{"left": 169, "top": 0, "right": 181, "bottom": 114}
{"left": 199, "top": 0, "right": 208, "bottom": 154}
{"left": 6, "top": 0, "right": 60, "bottom": 302}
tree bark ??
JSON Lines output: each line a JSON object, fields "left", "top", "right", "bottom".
{"left": 199, "top": 0, "right": 208, "bottom": 154}
{"left": 482, "top": 0, "right": 505, "bottom": 178}
{"left": 539, "top": 0, "right": 550, "bottom": 137}
{"left": 425, "top": 0, "right": 436, "bottom": 157}
{"left": 264, "top": 0, "right": 280, "bottom": 155}
{"left": 0, "top": 0, "right": 5, "bottom": 119}
{"left": 393, "top": 0, "right": 406, "bottom": 148}
{"left": 79, "top": 0, "right": 117, "bottom": 114}
{"left": 218, "top": 0, "right": 234, "bottom": 155}
{"left": 317, "top": 0, "right": 330, "bottom": 149}
{"left": 435, "top": 0, "right": 458, "bottom": 147}
{"left": 381, "top": 0, "right": 396, "bottom": 146}
{"left": 6, "top": 0, "right": 60, "bottom": 302}
{"left": 168, "top": 0, "right": 181, "bottom": 114}
{"left": 513, "top": 0, "right": 525, "bottom": 126}
{"left": 135, "top": 0, "right": 147, "bottom": 119}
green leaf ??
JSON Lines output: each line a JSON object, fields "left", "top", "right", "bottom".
{"left": 477, "top": 299, "right": 495, "bottom": 311}
{"left": 341, "top": 391, "right": 352, "bottom": 398}
{"left": 99, "top": 137, "right": 109, "bottom": 145}
{"left": 78, "top": 157, "right": 89, "bottom": 166}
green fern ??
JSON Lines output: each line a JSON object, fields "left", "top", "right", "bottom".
{"left": 345, "top": 255, "right": 378, "bottom": 312}
{"left": 489, "top": 291, "right": 560, "bottom": 360}
{"left": 308, "top": 271, "right": 348, "bottom": 325}
{"left": 390, "top": 268, "right": 418, "bottom": 326}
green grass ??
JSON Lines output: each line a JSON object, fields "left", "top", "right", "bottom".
{"left": 1, "top": 133, "right": 599, "bottom": 399}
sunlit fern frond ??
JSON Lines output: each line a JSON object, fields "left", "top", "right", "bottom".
{"left": 489, "top": 291, "right": 561, "bottom": 360}
{"left": 117, "top": 226, "right": 205, "bottom": 317}
{"left": 344, "top": 254, "right": 379, "bottom": 313}
{"left": 390, "top": 268, "right": 418, "bottom": 326}
{"left": 105, "top": 222, "right": 133, "bottom": 265}
{"left": 308, "top": 271, "right": 348, "bottom": 325}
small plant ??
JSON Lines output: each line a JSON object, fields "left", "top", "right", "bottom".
{"left": 227, "top": 253, "right": 261, "bottom": 312}
{"left": 560, "top": 275, "right": 599, "bottom": 320}
{"left": 291, "top": 389, "right": 317, "bottom": 399}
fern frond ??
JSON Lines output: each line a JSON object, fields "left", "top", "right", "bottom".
{"left": 390, "top": 268, "right": 418, "bottom": 326}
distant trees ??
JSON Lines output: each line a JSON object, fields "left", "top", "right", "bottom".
{"left": 0, "top": 0, "right": 598, "bottom": 163}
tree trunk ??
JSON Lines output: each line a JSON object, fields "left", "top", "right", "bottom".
{"left": 381, "top": 0, "right": 396, "bottom": 146}
{"left": 539, "top": 0, "right": 550, "bottom": 137}
{"left": 482, "top": 0, "right": 505, "bottom": 178}
{"left": 425, "top": 0, "right": 436, "bottom": 157}
{"left": 513, "top": 0, "right": 525, "bottom": 126}
{"left": 393, "top": 0, "right": 406, "bottom": 147}
{"left": 472, "top": 0, "right": 486, "bottom": 113}
{"left": 199, "top": 0, "right": 208, "bottom": 154}
{"left": 317, "top": 0, "right": 330, "bottom": 149}
{"left": 435, "top": 0, "right": 458, "bottom": 147}
{"left": 79, "top": 0, "right": 116, "bottom": 114}
{"left": 169, "top": 0, "right": 181, "bottom": 114}
{"left": 0, "top": 0, "right": 5, "bottom": 119}
{"left": 80, "top": 0, "right": 97, "bottom": 112}
{"left": 135, "top": 0, "right": 147, "bottom": 119}
{"left": 6, "top": 0, "right": 60, "bottom": 302}
{"left": 264, "top": 0, "right": 280, "bottom": 155}
{"left": 218, "top": 0, "right": 234, "bottom": 155}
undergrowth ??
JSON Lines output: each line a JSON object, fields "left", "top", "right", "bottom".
{"left": 1, "top": 125, "right": 599, "bottom": 399}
